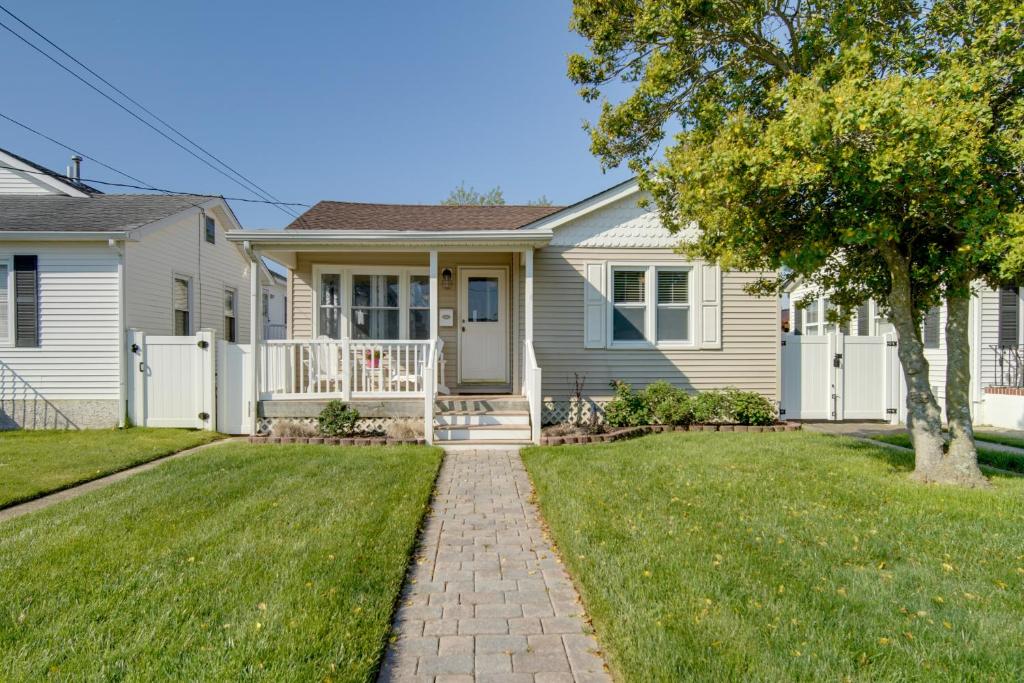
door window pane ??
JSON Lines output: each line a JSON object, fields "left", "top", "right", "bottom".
{"left": 319, "top": 273, "right": 342, "bottom": 339}
{"left": 467, "top": 277, "right": 499, "bottom": 322}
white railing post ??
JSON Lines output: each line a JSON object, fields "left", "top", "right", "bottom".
{"left": 423, "top": 340, "right": 436, "bottom": 444}
{"left": 341, "top": 338, "right": 352, "bottom": 400}
{"left": 198, "top": 328, "right": 216, "bottom": 431}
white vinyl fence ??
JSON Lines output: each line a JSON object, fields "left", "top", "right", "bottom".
{"left": 128, "top": 329, "right": 215, "bottom": 429}
{"left": 781, "top": 333, "right": 901, "bottom": 422}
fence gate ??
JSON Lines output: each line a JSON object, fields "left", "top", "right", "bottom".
{"left": 216, "top": 341, "right": 252, "bottom": 435}
{"left": 128, "top": 329, "right": 215, "bottom": 430}
{"left": 781, "top": 332, "right": 899, "bottom": 421}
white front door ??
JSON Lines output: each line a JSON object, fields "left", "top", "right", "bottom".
{"left": 459, "top": 268, "right": 508, "bottom": 383}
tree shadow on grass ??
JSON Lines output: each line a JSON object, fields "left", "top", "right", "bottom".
{"left": 841, "top": 434, "right": 1022, "bottom": 481}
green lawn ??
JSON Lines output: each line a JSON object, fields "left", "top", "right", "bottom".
{"left": 523, "top": 432, "right": 1024, "bottom": 682}
{"left": 0, "top": 443, "right": 442, "bottom": 682}
{"left": 870, "top": 432, "right": 1024, "bottom": 474}
{"left": 0, "top": 428, "right": 225, "bottom": 508}
{"left": 976, "top": 430, "right": 1024, "bottom": 451}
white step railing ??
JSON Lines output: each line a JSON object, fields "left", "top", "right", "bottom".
{"left": 259, "top": 339, "right": 434, "bottom": 399}
{"left": 523, "top": 341, "right": 542, "bottom": 443}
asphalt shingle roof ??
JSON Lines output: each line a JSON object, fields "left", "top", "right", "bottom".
{"left": 285, "top": 201, "right": 564, "bottom": 231}
{"left": 0, "top": 194, "right": 208, "bottom": 232}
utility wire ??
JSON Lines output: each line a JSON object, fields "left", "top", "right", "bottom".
{"left": 0, "top": 163, "right": 309, "bottom": 206}
{"left": 0, "top": 3, "right": 294, "bottom": 215}
{"left": 0, "top": 112, "right": 307, "bottom": 206}
{"left": 0, "top": 12, "right": 299, "bottom": 220}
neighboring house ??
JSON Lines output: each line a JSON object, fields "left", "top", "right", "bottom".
{"left": 261, "top": 263, "right": 287, "bottom": 340}
{"left": 0, "top": 148, "right": 253, "bottom": 429}
{"left": 227, "top": 178, "right": 780, "bottom": 443}
{"left": 784, "top": 282, "right": 1023, "bottom": 428}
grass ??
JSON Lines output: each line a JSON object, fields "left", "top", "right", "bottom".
{"left": 870, "top": 432, "right": 1024, "bottom": 474}
{"left": 0, "top": 427, "right": 225, "bottom": 508}
{"left": 0, "top": 443, "right": 442, "bottom": 682}
{"left": 976, "top": 430, "right": 1024, "bottom": 451}
{"left": 523, "top": 431, "right": 1024, "bottom": 682}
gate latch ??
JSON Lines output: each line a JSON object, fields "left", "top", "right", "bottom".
{"left": 833, "top": 353, "right": 843, "bottom": 368}
{"left": 198, "top": 411, "right": 210, "bottom": 421}
{"left": 197, "top": 340, "right": 209, "bottom": 349}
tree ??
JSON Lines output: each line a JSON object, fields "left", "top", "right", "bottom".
{"left": 442, "top": 183, "right": 553, "bottom": 206}
{"left": 442, "top": 182, "right": 506, "bottom": 206}
{"left": 569, "top": 0, "right": 1023, "bottom": 485}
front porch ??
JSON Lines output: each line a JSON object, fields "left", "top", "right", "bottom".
{"left": 240, "top": 236, "right": 545, "bottom": 443}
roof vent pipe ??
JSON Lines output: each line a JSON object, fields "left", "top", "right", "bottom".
{"left": 67, "top": 155, "right": 82, "bottom": 181}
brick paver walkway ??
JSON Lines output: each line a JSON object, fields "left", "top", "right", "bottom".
{"left": 378, "top": 447, "right": 612, "bottom": 683}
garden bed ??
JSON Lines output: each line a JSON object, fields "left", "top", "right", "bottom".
{"left": 539, "top": 421, "right": 801, "bottom": 445}
{"left": 248, "top": 435, "right": 426, "bottom": 446}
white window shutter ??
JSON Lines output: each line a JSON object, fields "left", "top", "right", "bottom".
{"left": 583, "top": 263, "right": 606, "bottom": 348}
{"left": 699, "top": 263, "right": 722, "bottom": 349}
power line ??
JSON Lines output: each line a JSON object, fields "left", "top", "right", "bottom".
{"left": 0, "top": 3, "right": 295, "bottom": 216}
{"left": 0, "top": 163, "right": 310, "bottom": 206}
{"left": 0, "top": 10, "right": 299, "bottom": 220}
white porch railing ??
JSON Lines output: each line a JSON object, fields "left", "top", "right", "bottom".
{"left": 259, "top": 339, "right": 437, "bottom": 399}
{"left": 523, "top": 340, "right": 542, "bottom": 443}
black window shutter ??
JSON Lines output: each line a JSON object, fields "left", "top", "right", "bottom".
{"left": 923, "top": 307, "right": 941, "bottom": 349}
{"left": 999, "top": 287, "right": 1020, "bottom": 348}
{"left": 13, "top": 255, "right": 38, "bottom": 347}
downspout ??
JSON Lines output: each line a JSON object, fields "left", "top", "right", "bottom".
{"left": 111, "top": 238, "right": 127, "bottom": 427}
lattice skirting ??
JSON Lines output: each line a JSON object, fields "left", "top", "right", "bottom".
{"left": 542, "top": 399, "right": 609, "bottom": 426}
{"left": 258, "top": 416, "right": 397, "bottom": 436}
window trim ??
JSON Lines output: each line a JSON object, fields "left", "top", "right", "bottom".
{"left": 312, "top": 265, "right": 429, "bottom": 340}
{"left": 0, "top": 255, "right": 13, "bottom": 347}
{"left": 606, "top": 263, "right": 695, "bottom": 349}
{"left": 223, "top": 286, "right": 237, "bottom": 343}
{"left": 204, "top": 215, "right": 216, "bottom": 244}
{"left": 172, "top": 273, "right": 193, "bottom": 336}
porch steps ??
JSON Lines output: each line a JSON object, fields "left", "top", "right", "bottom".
{"left": 433, "top": 396, "right": 533, "bottom": 444}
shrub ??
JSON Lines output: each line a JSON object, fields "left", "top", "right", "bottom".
{"left": 725, "top": 388, "right": 777, "bottom": 426}
{"left": 642, "top": 381, "right": 694, "bottom": 426}
{"left": 318, "top": 400, "right": 360, "bottom": 437}
{"left": 604, "top": 380, "right": 651, "bottom": 427}
{"left": 692, "top": 390, "right": 732, "bottom": 424}
{"left": 272, "top": 420, "right": 318, "bottom": 438}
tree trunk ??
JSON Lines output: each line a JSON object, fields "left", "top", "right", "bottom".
{"left": 943, "top": 289, "right": 989, "bottom": 487}
{"left": 881, "top": 247, "right": 946, "bottom": 480}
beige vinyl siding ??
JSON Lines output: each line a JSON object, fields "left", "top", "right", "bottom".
{"left": 124, "top": 206, "right": 250, "bottom": 341}
{"left": 0, "top": 242, "right": 120, "bottom": 399}
{"left": 534, "top": 246, "right": 779, "bottom": 401}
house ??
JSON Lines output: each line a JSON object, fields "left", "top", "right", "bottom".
{"left": 784, "top": 282, "right": 1023, "bottom": 428}
{"left": 227, "top": 178, "right": 780, "bottom": 443}
{"left": 0, "top": 147, "right": 254, "bottom": 429}
{"left": 261, "top": 263, "right": 287, "bottom": 339}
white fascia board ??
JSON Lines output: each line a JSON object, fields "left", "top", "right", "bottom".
{"left": 519, "top": 178, "right": 641, "bottom": 233}
{"left": 0, "top": 230, "right": 134, "bottom": 241}
{"left": 225, "top": 229, "right": 553, "bottom": 249}
{"left": 0, "top": 150, "right": 92, "bottom": 197}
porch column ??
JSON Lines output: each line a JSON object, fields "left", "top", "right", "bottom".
{"left": 248, "top": 244, "right": 260, "bottom": 435}
{"left": 524, "top": 247, "right": 534, "bottom": 343}
{"left": 429, "top": 250, "right": 439, "bottom": 340}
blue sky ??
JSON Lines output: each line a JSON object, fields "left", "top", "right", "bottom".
{"left": 0, "top": 1, "right": 632, "bottom": 228}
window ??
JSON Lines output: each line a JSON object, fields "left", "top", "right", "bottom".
{"left": 656, "top": 269, "right": 690, "bottom": 342}
{"left": 173, "top": 277, "right": 192, "bottom": 335}
{"left": 204, "top": 215, "right": 216, "bottom": 244}
{"left": 802, "top": 298, "right": 822, "bottom": 336}
{"left": 351, "top": 273, "right": 399, "bottom": 339}
{"left": 224, "top": 288, "right": 237, "bottom": 342}
{"left": 409, "top": 274, "right": 430, "bottom": 339}
{"left": 0, "top": 258, "right": 10, "bottom": 345}
{"left": 318, "top": 273, "right": 343, "bottom": 339}
{"left": 923, "top": 307, "right": 941, "bottom": 349}
{"left": 467, "top": 276, "right": 500, "bottom": 322}
{"left": 612, "top": 268, "right": 646, "bottom": 342}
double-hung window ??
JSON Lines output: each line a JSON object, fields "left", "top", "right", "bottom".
{"left": 610, "top": 265, "right": 692, "bottom": 346}
{"left": 173, "top": 276, "right": 192, "bottom": 335}
{"left": 409, "top": 274, "right": 430, "bottom": 340}
{"left": 0, "top": 258, "right": 10, "bottom": 346}
{"left": 224, "top": 288, "right": 237, "bottom": 342}
{"left": 612, "top": 268, "right": 646, "bottom": 343}
{"left": 351, "top": 273, "right": 400, "bottom": 339}
{"left": 318, "top": 272, "right": 343, "bottom": 339}
{"left": 204, "top": 215, "right": 216, "bottom": 244}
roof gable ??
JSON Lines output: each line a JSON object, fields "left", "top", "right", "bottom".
{"left": 0, "top": 148, "right": 100, "bottom": 197}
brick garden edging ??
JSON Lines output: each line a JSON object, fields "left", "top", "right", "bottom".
{"left": 247, "top": 436, "right": 427, "bottom": 446}
{"left": 539, "top": 421, "right": 802, "bottom": 446}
